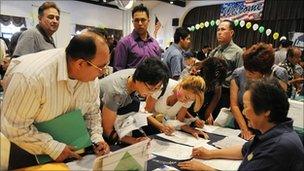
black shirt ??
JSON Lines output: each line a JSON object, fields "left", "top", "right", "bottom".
{"left": 239, "top": 118, "right": 304, "bottom": 171}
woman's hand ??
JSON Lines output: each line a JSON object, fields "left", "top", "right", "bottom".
{"left": 194, "top": 118, "right": 205, "bottom": 128}
{"left": 178, "top": 159, "right": 215, "bottom": 171}
{"left": 160, "top": 124, "right": 175, "bottom": 135}
{"left": 192, "top": 147, "right": 212, "bottom": 159}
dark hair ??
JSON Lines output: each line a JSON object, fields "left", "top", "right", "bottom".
{"left": 38, "top": 2, "right": 60, "bottom": 16}
{"left": 133, "top": 58, "right": 169, "bottom": 97}
{"left": 286, "top": 47, "right": 301, "bottom": 59}
{"left": 221, "top": 19, "right": 235, "bottom": 31}
{"left": 243, "top": 43, "right": 274, "bottom": 75}
{"left": 279, "top": 39, "right": 293, "bottom": 48}
{"left": 245, "top": 78, "right": 289, "bottom": 124}
{"left": 174, "top": 27, "right": 190, "bottom": 44}
{"left": 194, "top": 57, "right": 227, "bottom": 90}
{"left": 132, "top": 4, "right": 149, "bottom": 18}
{"left": 65, "top": 35, "right": 96, "bottom": 60}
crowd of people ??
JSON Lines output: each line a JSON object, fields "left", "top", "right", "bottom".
{"left": 0, "top": 2, "right": 303, "bottom": 170}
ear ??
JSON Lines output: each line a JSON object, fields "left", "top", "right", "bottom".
{"left": 230, "top": 30, "right": 235, "bottom": 37}
{"left": 264, "top": 110, "right": 271, "bottom": 120}
{"left": 73, "top": 59, "right": 86, "bottom": 71}
{"left": 38, "top": 15, "right": 42, "bottom": 22}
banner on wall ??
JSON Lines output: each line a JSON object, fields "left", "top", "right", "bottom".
{"left": 220, "top": 0, "right": 265, "bottom": 21}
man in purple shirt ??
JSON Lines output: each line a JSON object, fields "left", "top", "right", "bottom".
{"left": 113, "top": 4, "right": 161, "bottom": 71}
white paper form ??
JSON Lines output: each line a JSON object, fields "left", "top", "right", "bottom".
{"left": 151, "top": 139, "right": 193, "bottom": 160}
{"left": 198, "top": 125, "right": 241, "bottom": 137}
{"left": 288, "top": 99, "right": 304, "bottom": 128}
{"left": 156, "top": 131, "right": 210, "bottom": 147}
{"left": 212, "top": 136, "right": 247, "bottom": 149}
{"left": 66, "top": 154, "right": 96, "bottom": 171}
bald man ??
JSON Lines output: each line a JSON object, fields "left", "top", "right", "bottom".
{"left": 1, "top": 28, "right": 110, "bottom": 169}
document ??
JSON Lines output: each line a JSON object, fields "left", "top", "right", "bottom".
{"left": 156, "top": 131, "right": 210, "bottom": 147}
{"left": 195, "top": 158, "right": 242, "bottom": 171}
{"left": 34, "top": 109, "right": 92, "bottom": 164}
{"left": 212, "top": 136, "right": 247, "bottom": 149}
{"left": 114, "top": 112, "right": 152, "bottom": 138}
{"left": 66, "top": 154, "right": 96, "bottom": 171}
{"left": 288, "top": 99, "right": 304, "bottom": 128}
{"left": 151, "top": 139, "right": 193, "bottom": 160}
{"left": 199, "top": 125, "right": 241, "bottom": 137}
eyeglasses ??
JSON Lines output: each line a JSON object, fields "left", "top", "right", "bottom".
{"left": 86, "top": 60, "right": 108, "bottom": 72}
{"left": 144, "top": 82, "right": 162, "bottom": 92}
{"left": 132, "top": 18, "right": 148, "bottom": 24}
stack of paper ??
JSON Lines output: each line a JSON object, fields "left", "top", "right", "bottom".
{"left": 199, "top": 125, "right": 241, "bottom": 137}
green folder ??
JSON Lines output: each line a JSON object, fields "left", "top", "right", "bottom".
{"left": 34, "top": 109, "right": 92, "bottom": 164}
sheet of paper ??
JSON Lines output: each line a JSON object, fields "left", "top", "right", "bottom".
{"left": 195, "top": 158, "right": 242, "bottom": 171}
{"left": 212, "top": 136, "right": 247, "bottom": 149}
{"left": 151, "top": 139, "right": 193, "bottom": 160}
{"left": 288, "top": 99, "right": 304, "bottom": 128}
{"left": 156, "top": 131, "right": 209, "bottom": 147}
{"left": 199, "top": 125, "right": 241, "bottom": 137}
{"left": 153, "top": 165, "right": 179, "bottom": 171}
{"left": 66, "top": 154, "right": 96, "bottom": 171}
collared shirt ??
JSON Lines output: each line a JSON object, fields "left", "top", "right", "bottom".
{"left": 239, "top": 118, "right": 304, "bottom": 171}
{"left": 274, "top": 48, "right": 287, "bottom": 65}
{"left": 13, "top": 25, "right": 56, "bottom": 57}
{"left": 162, "top": 43, "right": 185, "bottom": 78}
{"left": 1, "top": 49, "right": 103, "bottom": 160}
{"left": 209, "top": 40, "right": 243, "bottom": 88}
{"left": 113, "top": 29, "right": 161, "bottom": 71}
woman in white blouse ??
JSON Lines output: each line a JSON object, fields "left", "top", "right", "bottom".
{"left": 145, "top": 75, "right": 208, "bottom": 138}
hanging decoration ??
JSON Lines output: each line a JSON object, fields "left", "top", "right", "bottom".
{"left": 273, "top": 32, "right": 279, "bottom": 40}
{"left": 246, "top": 22, "right": 252, "bottom": 29}
{"left": 258, "top": 26, "right": 265, "bottom": 33}
{"left": 239, "top": 20, "right": 245, "bottom": 27}
{"left": 266, "top": 29, "right": 272, "bottom": 36}
{"left": 252, "top": 24, "right": 259, "bottom": 31}
{"left": 187, "top": 18, "right": 282, "bottom": 41}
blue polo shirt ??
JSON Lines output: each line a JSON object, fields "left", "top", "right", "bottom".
{"left": 239, "top": 118, "right": 304, "bottom": 171}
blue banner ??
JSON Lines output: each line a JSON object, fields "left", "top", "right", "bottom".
{"left": 220, "top": 0, "right": 265, "bottom": 21}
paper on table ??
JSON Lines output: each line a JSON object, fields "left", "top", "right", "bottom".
{"left": 152, "top": 165, "right": 179, "bottom": 171}
{"left": 114, "top": 112, "right": 152, "bottom": 138}
{"left": 212, "top": 136, "right": 247, "bottom": 149}
{"left": 288, "top": 99, "right": 304, "bottom": 128}
{"left": 156, "top": 131, "right": 209, "bottom": 147}
{"left": 151, "top": 139, "right": 193, "bottom": 160}
{"left": 194, "top": 158, "right": 242, "bottom": 171}
{"left": 199, "top": 125, "right": 241, "bottom": 137}
{"left": 66, "top": 154, "right": 96, "bottom": 171}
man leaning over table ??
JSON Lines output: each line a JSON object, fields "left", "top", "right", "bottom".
{"left": 1, "top": 28, "right": 110, "bottom": 169}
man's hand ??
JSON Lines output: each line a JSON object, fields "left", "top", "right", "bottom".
{"left": 241, "top": 129, "right": 254, "bottom": 140}
{"left": 194, "top": 118, "right": 205, "bottom": 128}
{"left": 55, "top": 145, "right": 82, "bottom": 162}
{"left": 93, "top": 141, "right": 110, "bottom": 156}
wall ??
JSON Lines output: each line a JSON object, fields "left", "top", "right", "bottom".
{"left": 0, "top": 1, "right": 123, "bottom": 31}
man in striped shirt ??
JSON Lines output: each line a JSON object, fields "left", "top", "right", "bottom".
{"left": 1, "top": 28, "right": 110, "bottom": 169}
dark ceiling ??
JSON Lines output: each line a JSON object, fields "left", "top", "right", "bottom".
{"left": 75, "top": 0, "right": 186, "bottom": 9}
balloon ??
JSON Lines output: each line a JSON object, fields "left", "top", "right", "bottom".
{"left": 240, "top": 20, "right": 245, "bottom": 27}
{"left": 252, "top": 24, "right": 259, "bottom": 31}
{"left": 210, "top": 20, "right": 215, "bottom": 26}
{"left": 234, "top": 20, "right": 239, "bottom": 26}
{"left": 246, "top": 22, "right": 252, "bottom": 29}
{"left": 205, "top": 21, "right": 209, "bottom": 27}
{"left": 191, "top": 26, "right": 195, "bottom": 31}
{"left": 195, "top": 24, "right": 200, "bottom": 30}
{"left": 258, "top": 26, "right": 265, "bottom": 33}
{"left": 266, "top": 29, "right": 272, "bottom": 36}
{"left": 200, "top": 22, "right": 204, "bottom": 29}
{"left": 273, "top": 32, "right": 279, "bottom": 40}
{"left": 280, "top": 36, "right": 287, "bottom": 41}
{"left": 216, "top": 19, "right": 220, "bottom": 26}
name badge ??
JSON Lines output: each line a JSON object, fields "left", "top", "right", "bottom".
{"left": 247, "top": 152, "right": 254, "bottom": 161}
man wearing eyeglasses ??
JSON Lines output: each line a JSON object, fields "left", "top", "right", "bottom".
{"left": 13, "top": 2, "right": 60, "bottom": 57}
{"left": 1, "top": 29, "right": 110, "bottom": 169}
{"left": 100, "top": 58, "right": 169, "bottom": 145}
{"left": 113, "top": 4, "right": 161, "bottom": 71}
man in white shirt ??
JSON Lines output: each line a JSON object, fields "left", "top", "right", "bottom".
{"left": 1, "top": 28, "right": 110, "bottom": 169}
